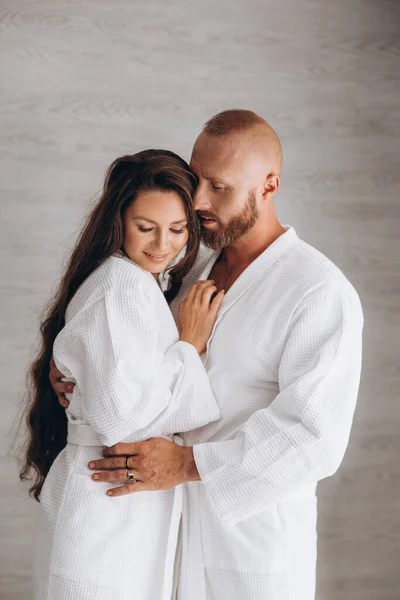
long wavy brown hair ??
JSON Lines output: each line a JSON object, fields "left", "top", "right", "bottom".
{"left": 19, "top": 149, "right": 199, "bottom": 501}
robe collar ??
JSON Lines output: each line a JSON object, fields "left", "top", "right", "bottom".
{"left": 199, "top": 226, "right": 299, "bottom": 352}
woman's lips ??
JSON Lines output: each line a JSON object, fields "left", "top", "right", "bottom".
{"left": 143, "top": 252, "right": 170, "bottom": 263}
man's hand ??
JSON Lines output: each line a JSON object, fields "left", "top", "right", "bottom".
{"left": 49, "top": 357, "right": 74, "bottom": 409}
{"left": 88, "top": 438, "right": 200, "bottom": 497}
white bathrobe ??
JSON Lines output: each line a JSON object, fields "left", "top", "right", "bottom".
{"left": 33, "top": 255, "right": 220, "bottom": 600}
{"left": 169, "top": 226, "right": 363, "bottom": 600}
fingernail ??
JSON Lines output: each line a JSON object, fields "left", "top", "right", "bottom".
{"left": 92, "top": 474, "right": 100, "bottom": 480}
{"left": 107, "top": 490, "right": 113, "bottom": 496}
{"left": 68, "top": 384, "right": 74, "bottom": 392}
{"left": 88, "top": 462, "right": 95, "bottom": 469}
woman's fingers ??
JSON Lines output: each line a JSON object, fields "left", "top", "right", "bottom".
{"left": 184, "top": 283, "right": 197, "bottom": 305}
{"left": 181, "top": 280, "right": 216, "bottom": 311}
{"left": 55, "top": 381, "right": 74, "bottom": 394}
{"left": 52, "top": 381, "right": 73, "bottom": 407}
{"left": 49, "top": 355, "right": 74, "bottom": 407}
{"left": 191, "top": 280, "right": 215, "bottom": 304}
{"left": 185, "top": 279, "right": 208, "bottom": 304}
{"left": 49, "top": 356, "right": 65, "bottom": 381}
{"left": 59, "top": 397, "right": 70, "bottom": 409}
{"left": 209, "top": 290, "right": 225, "bottom": 316}
{"left": 201, "top": 284, "right": 218, "bottom": 306}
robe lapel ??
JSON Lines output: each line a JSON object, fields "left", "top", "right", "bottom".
{"left": 202, "top": 226, "right": 299, "bottom": 357}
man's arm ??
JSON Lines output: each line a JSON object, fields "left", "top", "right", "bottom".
{"left": 189, "top": 279, "right": 363, "bottom": 525}
{"left": 91, "top": 279, "right": 363, "bottom": 515}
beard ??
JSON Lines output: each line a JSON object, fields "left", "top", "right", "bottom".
{"left": 200, "top": 191, "right": 259, "bottom": 250}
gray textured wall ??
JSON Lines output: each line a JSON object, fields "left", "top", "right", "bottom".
{"left": 1, "top": 1, "right": 399, "bottom": 598}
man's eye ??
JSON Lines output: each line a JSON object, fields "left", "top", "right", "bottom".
{"left": 171, "top": 228, "right": 185, "bottom": 234}
{"left": 138, "top": 226, "right": 153, "bottom": 233}
{"left": 211, "top": 184, "right": 224, "bottom": 191}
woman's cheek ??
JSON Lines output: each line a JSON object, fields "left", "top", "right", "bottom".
{"left": 178, "top": 231, "right": 189, "bottom": 250}
{"left": 123, "top": 231, "right": 141, "bottom": 257}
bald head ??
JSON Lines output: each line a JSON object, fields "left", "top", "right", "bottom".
{"left": 203, "top": 109, "right": 268, "bottom": 135}
{"left": 201, "top": 109, "right": 283, "bottom": 175}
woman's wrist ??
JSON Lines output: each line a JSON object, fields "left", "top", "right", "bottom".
{"left": 179, "top": 335, "right": 203, "bottom": 355}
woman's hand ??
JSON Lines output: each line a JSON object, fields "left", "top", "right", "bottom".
{"left": 178, "top": 280, "right": 224, "bottom": 355}
{"left": 49, "top": 357, "right": 74, "bottom": 409}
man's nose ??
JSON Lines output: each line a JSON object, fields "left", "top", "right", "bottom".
{"left": 193, "top": 184, "right": 212, "bottom": 211}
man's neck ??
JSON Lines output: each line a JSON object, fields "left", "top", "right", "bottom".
{"left": 222, "top": 219, "right": 287, "bottom": 273}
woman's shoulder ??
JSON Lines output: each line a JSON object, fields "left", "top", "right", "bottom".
{"left": 90, "top": 255, "right": 158, "bottom": 297}
{"left": 67, "top": 256, "right": 158, "bottom": 319}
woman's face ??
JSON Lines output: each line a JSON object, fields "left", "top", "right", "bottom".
{"left": 123, "top": 189, "right": 190, "bottom": 276}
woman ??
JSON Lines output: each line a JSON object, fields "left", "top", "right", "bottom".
{"left": 20, "top": 149, "right": 223, "bottom": 600}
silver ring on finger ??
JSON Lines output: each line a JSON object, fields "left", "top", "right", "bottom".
{"left": 125, "top": 456, "right": 130, "bottom": 469}
{"left": 127, "top": 469, "right": 136, "bottom": 483}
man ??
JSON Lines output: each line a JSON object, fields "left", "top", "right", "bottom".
{"left": 51, "top": 109, "right": 363, "bottom": 599}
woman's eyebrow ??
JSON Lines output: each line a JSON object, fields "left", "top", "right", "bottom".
{"left": 132, "top": 217, "right": 188, "bottom": 225}
{"left": 132, "top": 217, "right": 158, "bottom": 224}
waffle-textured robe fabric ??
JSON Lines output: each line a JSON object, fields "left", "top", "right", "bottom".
{"left": 169, "top": 227, "right": 363, "bottom": 600}
{"left": 33, "top": 255, "right": 220, "bottom": 600}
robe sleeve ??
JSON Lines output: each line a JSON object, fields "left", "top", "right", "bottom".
{"left": 54, "top": 282, "right": 220, "bottom": 447}
{"left": 192, "top": 279, "right": 363, "bottom": 526}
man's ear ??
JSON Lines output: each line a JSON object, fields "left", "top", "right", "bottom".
{"left": 262, "top": 173, "right": 280, "bottom": 200}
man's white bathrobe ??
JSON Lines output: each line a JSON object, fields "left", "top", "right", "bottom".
{"left": 170, "top": 226, "right": 363, "bottom": 600}
{"left": 33, "top": 255, "right": 220, "bottom": 600}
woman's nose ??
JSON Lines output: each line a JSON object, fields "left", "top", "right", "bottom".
{"left": 153, "top": 230, "right": 169, "bottom": 251}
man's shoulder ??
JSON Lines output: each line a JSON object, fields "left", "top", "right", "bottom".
{"left": 288, "top": 237, "right": 362, "bottom": 313}
{"left": 289, "top": 237, "right": 354, "bottom": 289}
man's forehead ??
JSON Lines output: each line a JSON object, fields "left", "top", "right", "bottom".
{"left": 190, "top": 155, "right": 231, "bottom": 182}
{"left": 190, "top": 138, "right": 240, "bottom": 178}
{"left": 192, "top": 133, "right": 239, "bottom": 157}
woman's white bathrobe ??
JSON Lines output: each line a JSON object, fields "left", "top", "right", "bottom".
{"left": 169, "top": 226, "right": 363, "bottom": 600}
{"left": 33, "top": 255, "right": 220, "bottom": 600}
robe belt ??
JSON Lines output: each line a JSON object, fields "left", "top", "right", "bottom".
{"left": 67, "top": 423, "right": 103, "bottom": 446}
{"left": 67, "top": 423, "right": 183, "bottom": 447}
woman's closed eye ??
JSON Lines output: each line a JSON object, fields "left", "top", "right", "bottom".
{"left": 138, "top": 226, "right": 186, "bottom": 234}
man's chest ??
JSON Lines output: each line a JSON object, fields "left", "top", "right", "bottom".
{"left": 203, "top": 301, "right": 285, "bottom": 383}
{"left": 183, "top": 304, "right": 285, "bottom": 443}
{"left": 208, "top": 262, "right": 247, "bottom": 295}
